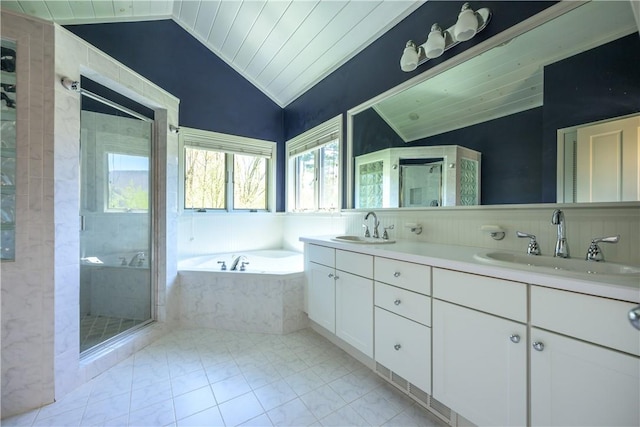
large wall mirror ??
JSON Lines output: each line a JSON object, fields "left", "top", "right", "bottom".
{"left": 348, "top": 0, "right": 640, "bottom": 208}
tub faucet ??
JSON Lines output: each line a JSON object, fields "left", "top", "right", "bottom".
{"left": 230, "top": 255, "right": 246, "bottom": 271}
{"left": 364, "top": 211, "right": 380, "bottom": 238}
{"left": 129, "top": 251, "right": 146, "bottom": 266}
{"left": 551, "top": 209, "right": 569, "bottom": 258}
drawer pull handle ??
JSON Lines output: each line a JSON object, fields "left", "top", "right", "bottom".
{"left": 532, "top": 341, "right": 545, "bottom": 351}
{"left": 393, "top": 272, "right": 401, "bottom": 277}
{"left": 629, "top": 306, "right": 640, "bottom": 330}
{"left": 328, "top": 273, "right": 338, "bottom": 280}
{"left": 328, "top": 273, "right": 334, "bottom": 278}
{"left": 394, "top": 344, "right": 402, "bottom": 351}
{"left": 394, "top": 299, "right": 401, "bottom": 306}
{"left": 509, "top": 334, "right": 520, "bottom": 344}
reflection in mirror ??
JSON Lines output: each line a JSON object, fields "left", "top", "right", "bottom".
{"left": 355, "top": 145, "right": 480, "bottom": 208}
{"left": 557, "top": 113, "right": 640, "bottom": 203}
{"left": 349, "top": 0, "right": 640, "bottom": 207}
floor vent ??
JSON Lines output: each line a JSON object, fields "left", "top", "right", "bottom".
{"left": 408, "top": 383, "right": 430, "bottom": 406}
{"left": 375, "top": 362, "right": 390, "bottom": 378}
{"left": 429, "top": 395, "right": 453, "bottom": 422}
{"left": 391, "top": 371, "right": 408, "bottom": 389}
{"left": 374, "top": 363, "right": 455, "bottom": 426}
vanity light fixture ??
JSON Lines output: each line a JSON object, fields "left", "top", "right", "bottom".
{"left": 400, "top": 2, "right": 491, "bottom": 72}
{"left": 169, "top": 124, "right": 180, "bottom": 134}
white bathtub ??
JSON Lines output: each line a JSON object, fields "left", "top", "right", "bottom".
{"left": 178, "top": 249, "right": 303, "bottom": 274}
{"left": 177, "top": 249, "right": 308, "bottom": 334}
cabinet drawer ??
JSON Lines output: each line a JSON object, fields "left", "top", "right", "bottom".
{"left": 375, "top": 282, "right": 431, "bottom": 326}
{"left": 375, "top": 307, "right": 431, "bottom": 393}
{"left": 374, "top": 257, "right": 431, "bottom": 295}
{"left": 308, "top": 244, "right": 334, "bottom": 267}
{"left": 531, "top": 286, "right": 640, "bottom": 356}
{"left": 336, "top": 250, "right": 373, "bottom": 278}
{"left": 433, "top": 268, "right": 527, "bottom": 322}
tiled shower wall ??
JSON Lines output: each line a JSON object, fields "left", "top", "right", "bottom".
{"left": 1, "top": 10, "right": 181, "bottom": 418}
{"left": 0, "top": 12, "right": 56, "bottom": 418}
{"left": 54, "top": 22, "right": 180, "bottom": 400}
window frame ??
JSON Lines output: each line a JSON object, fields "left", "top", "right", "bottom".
{"left": 286, "top": 115, "right": 343, "bottom": 212}
{"left": 179, "top": 127, "right": 276, "bottom": 213}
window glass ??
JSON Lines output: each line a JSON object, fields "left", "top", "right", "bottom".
{"left": 286, "top": 115, "right": 342, "bottom": 211}
{"left": 233, "top": 154, "right": 267, "bottom": 210}
{"left": 184, "top": 147, "right": 225, "bottom": 209}
{"left": 319, "top": 140, "right": 339, "bottom": 210}
{"left": 107, "top": 153, "right": 149, "bottom": 210}
{"left": 295, "top": 151, "right": 316, "bottom": 211}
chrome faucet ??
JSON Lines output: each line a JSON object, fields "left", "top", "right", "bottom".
{"left": 551, "top": 209, "right": 569, "bottom": 258}
{"left": 516, "top": 231, "right": 540, "bottom": 255}
{"left": 230, "top": 255, "right": 246, "bottom": 271}
{"left": 364, "top": 211, "right": 380, "bottom": 238}
{"left": 586, "top": 235, "right": 619, "bottom": 262}
{"left": 129, "top": 251, "right": 146, "bottom": 266}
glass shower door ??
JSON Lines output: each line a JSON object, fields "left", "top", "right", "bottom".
{"left": 79, "top": 89, "right": 153, "bottom": 354}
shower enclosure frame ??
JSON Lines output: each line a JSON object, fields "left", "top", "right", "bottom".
{"left": 78, "top": 80, "right": 158, "bottom": 357}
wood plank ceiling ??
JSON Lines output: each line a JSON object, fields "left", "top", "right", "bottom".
{"left": 1, "top": 0, "right": 422, "bottom": 107}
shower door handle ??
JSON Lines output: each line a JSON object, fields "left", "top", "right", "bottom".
{"left": 80, "top": 215, "right": 85, "bottom": 231}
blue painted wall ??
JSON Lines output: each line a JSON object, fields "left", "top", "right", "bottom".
{"left": 542, "top": 34, "right": 640, "bottom": 202}
{"left": 283, "top": 1, "right": 555, "bottom": 207}
{"left": 65, "top": 20, "right": 286, "bottom": 208}
{"left": 354, "top": 107, "right": 543, "bottom": 205}
{"left": 67, "top": 2, "right": 558, "bottom": 210}
{"left": 283, "top": 1, "right": 555, "bottom": 140}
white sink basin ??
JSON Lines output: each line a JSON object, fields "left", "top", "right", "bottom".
{"left": 331, "top": 235, "right": 396, "bottom": 244}
{"left": 474, "top": 251, "right": 640, "bottom": 277}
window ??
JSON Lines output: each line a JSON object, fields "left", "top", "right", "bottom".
{"left": 287, "top": 115, "right": 342, "bottom": 211}
{"left": 107, "top": 153, "right": 149, "bottom": 211}
{"left": 180, "top": 128, "right": 275, "bottom": 212}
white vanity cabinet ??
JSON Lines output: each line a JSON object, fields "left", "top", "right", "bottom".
{"left": 306, "top": 243, "right": 374, "bottom": 357}
{"left": 530, "top": 286, "right": 640, "bottom": 427}
{"left": 432, "top": 268, "right": 528, "bottom": 427}
{"left": 307, "top": 244, "right": 337, "bottom": 333}
{"left": 374, "top": 257, "right": 432, "bottom": 393}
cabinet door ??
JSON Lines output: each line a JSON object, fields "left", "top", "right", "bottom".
{"left": 432, "top": 300, "right": 526, "bottom": 426}
{"left": 336, "top": 271, "right": 373, "bottom": 357}
{"left": 375, "top": 307, "right": 431, "bottom": 393}
{"left": 531, "top": 328, "right": 640, "bottom": 427}
{"left": 308, "top": 262, "right": 335, "bottom": 333}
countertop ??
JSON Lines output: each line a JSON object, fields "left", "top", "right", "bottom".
{"left": 300, "top": 236, "right": 640, "bottom": 303}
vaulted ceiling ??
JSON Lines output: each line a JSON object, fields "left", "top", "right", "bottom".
{"left": 1, "top": 0, "right": 422, "bottom": 107}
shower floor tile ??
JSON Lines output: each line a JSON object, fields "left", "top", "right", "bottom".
{"left": 80, "top": 314, "right": 146, "bottom": 353}
{"left": 5, "top": 328, "right": 448, "bottom": 427}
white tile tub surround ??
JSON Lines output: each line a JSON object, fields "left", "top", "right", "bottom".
{"left": 178, "top": 271, "right": 308, "bottom": 334}
{"left": 177, "top": 212, "right": 285, "bottom": 260}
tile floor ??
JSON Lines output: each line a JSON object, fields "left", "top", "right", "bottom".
{"left": 80, "top": 315, "right": 146, "bottom": 353}
{"left": 2, "top": 328, "right": 447, "bottom": 427}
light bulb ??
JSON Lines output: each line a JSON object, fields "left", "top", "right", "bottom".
{"left": 454, "top": 3, "right": 478, "bottom": 42}
{"left": 400, "top": 41, "right": 419, "bottom": 72}
{"left": 425, "top": 24, "right": 445, "bottom": 59}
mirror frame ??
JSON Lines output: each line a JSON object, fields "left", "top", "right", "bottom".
{"left": 346, "top": 1, "right": 590, "bottom": 209}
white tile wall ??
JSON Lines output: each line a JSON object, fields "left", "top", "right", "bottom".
{"left": 339, "top": 205, "right": 640, "bottom": 265}
{"left": 177, "top": 212, "right": 286, "bottom": 260}
{"left": 1, "top": 9, "right": 181, "bottom": 418}
{"left": 180, "top": 204, "right": 639, "bottom": 266}
{"left": 0, "top": 11, "right": 56, "bottom": 417}
{"left": 53, "top": 22, "right": 181, "bottom": 403}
